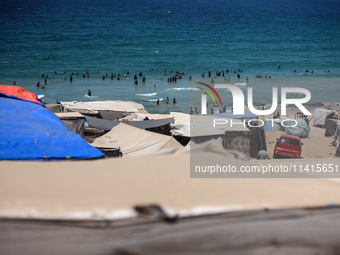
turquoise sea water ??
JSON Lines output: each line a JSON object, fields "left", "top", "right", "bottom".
{"left": 0, "top": 0, "right": 339, "bottom": 114}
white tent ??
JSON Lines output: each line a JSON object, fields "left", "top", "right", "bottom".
{"left": 170, "top": 112, "right": 248, "bottom": 137}
{"left": 91, "top": 123, "right": 182, "bottom": 157}
{"left": 60, "top": 100, "right": 147, "bottom": 115}
{"left": 313, "top": 108, "right": 335, "bottom": 127}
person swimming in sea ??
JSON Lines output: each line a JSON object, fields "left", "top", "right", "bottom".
{"left": 87, "top": 90, "right": 92, "bottom": 97}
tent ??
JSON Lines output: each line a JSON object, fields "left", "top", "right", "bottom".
{"left": 285, "top": 118, "right": 310, "bottom": 138}
{"left": 55, "top": 112, "right": 85, "bottom": 137}
{"left": 85, "top": 115, "right": 175, "bottom": 131}
{"left": 60, "top": 100, "right": 147, "bottom": 115}
{"left": 264, "top": 118, "right": 281, "bottom": 132}
{"left": 313, "top": 108, "right": 335, "bottom": 127}
{"left": 170, "top": 113, "right": 250, "bottom": 156}
{"left": 0, "top": 85, "right": 44, "bottom": 105}
{"left": 45, "top": 103, "right": 61, "bottom": 113}
{"left": 91, "top": 123, "right": 183, "bottom": 157}
{"left": 249, "top": 127, "right": 267, "bottom": 158}
{"left": 325, "top": 118, "right": 340, "bottom": 137}
{"left": 0, "top": 91, "right": 104, "bottom": 160}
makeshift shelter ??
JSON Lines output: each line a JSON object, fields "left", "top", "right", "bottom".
{"left": 170, "top": 112, "right": 191, "bottom": 137}
{"left": 98, "top": 110, "right": 123, "bottom": 120}
{"left": 60, "top": 100, "right": 147, "bottom": 115}
{"left": 91, "top": 123, "right": 183, "bottom": 157}
{"left": 55, "top": 112, "right": 85, "bottom": 137}
{"left": 170, "top": 113, "right": 250, "bottom": 156}
{"left": 0, "top": 85, "right": 44, "bottom": 105}
{"left": 333, "top": 123, "right": 340, "bottom": 157}
{"left": 325, "top": 118, "right": 340, "bottom": 137}
{"left": 285, "top": 118, "right": 310, "bottom": 138}
{"left": 264, "top": 118, "right": 281, "bottom": 132}
{"left": 45, "top": 103, "right": 61, "bottom": 113}
{"left": 313, "top": 108, "right": 335, "bottom": 127}
{"left": 249, "top": 127, "right": 267, "bottom": 158}
{"left": 85, "top": 115, "right": 175, "bottom": 131}
{"left": 0, "top": 90, "right": 104, "bottom": 160}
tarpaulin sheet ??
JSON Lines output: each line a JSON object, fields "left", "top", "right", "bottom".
{"left": 0, "top": 97, "right": 104, "bottom": 160}
{"left": 0, "top": 85, "right": 44, "bottom": 105}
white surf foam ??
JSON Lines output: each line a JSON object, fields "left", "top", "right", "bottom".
{"left": 147, "top": 98, "right": 163, "bottom": 102}
{"left": 136, "top": 92, "right": 157, "bottom": 97}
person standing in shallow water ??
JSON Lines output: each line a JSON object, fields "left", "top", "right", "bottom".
{"left": 173, "top": 98, "right": 176, "bottom": 104}
{"left": 87, "top": 90, "right": 92, "bottom": 97}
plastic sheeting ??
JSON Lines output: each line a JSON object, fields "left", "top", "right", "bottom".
{"left": 313, "top": 108, "right": 335, "bottom": 126}
{"left": 265, "top": 119, "right": 281, "bottom": 132}
{"left": 85, "top": 115, "right": 175, "bottom": 131}
{"left": 285, "top": 118, "right": 310, "bottom": 138}
{"left": 0, "top": 97, "right": 104, "bottom": 160}
{"left": 250, "top": 127, "right": 267, "bottom": 158}
{"left": 0, "top": 85, "right": 44, "bottom": 105}
{"left": 325, "top": 118, "right": 340, "bottom": 137}
{"left": 55, "top": 112, "right": 85, "bottom": 137}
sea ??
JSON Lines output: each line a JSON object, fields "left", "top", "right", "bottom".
{"left": 0, "top": 0, "right": 339, "bottom": 114}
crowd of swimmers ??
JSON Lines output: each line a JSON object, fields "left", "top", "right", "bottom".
{"left": 23, "top": 66, "right": 333, "bottom": 105}
{"left": 28, "top": 66, "right": 332, "bottom": 87}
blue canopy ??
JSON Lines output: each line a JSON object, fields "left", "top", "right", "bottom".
{"left": 212, "top": 112, "right": 258, "bottom": 119}
{"left": 0, "top": 96, "right": 104, "bottom": 160}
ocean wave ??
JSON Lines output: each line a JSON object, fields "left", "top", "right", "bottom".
{"left": 84, "top": 94, "right": 97, "bottom": 99}
{"left": 168, "top": 87, "right": 199, "bottom": 91}
{"left": 147, "top": 98, "right": 163, "bottom": 102}
{"left": 136, "top": 92, "right": 157, "bottom": 97}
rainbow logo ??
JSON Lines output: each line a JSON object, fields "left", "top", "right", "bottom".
{"left": 196, "top": 82, "right": 223, "bottom": 106}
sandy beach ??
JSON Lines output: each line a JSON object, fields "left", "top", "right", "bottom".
{"left": 265, "top": 108, "right": 338, "bottom": 159}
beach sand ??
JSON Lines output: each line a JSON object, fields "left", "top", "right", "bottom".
{"left": 265, "top": 108, "right": 337, "bottom": 159}
{"left": 0, "top": 149, "right": 340, "bottom": 220}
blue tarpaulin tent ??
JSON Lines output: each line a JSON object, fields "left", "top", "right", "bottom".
{"left": 0, "top": 96, "right": 104, "bottom": 160}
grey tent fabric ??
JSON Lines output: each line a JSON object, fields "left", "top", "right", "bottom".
{"left": 45, "top": 103, "right": 61, "bottom": 113}
{"left": 249, "top": 127, "right": 267, "bottom": 158}
{"left": 1, "top": 206, "right": 340, "bottom": 255}
{"left": 85, "top": 115, "right": 175, "bottom": 131}
{"left": 55, "top": 112, "right": 85, "bottom": 137}
{"left": 336, "top": 146, "right": 340, "bottom": 157}
{"left": 325, "top": 118, "right": 339, "bottom": 137}
{"left": 99, "top": 110, "right": 123, "bottom": 120}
